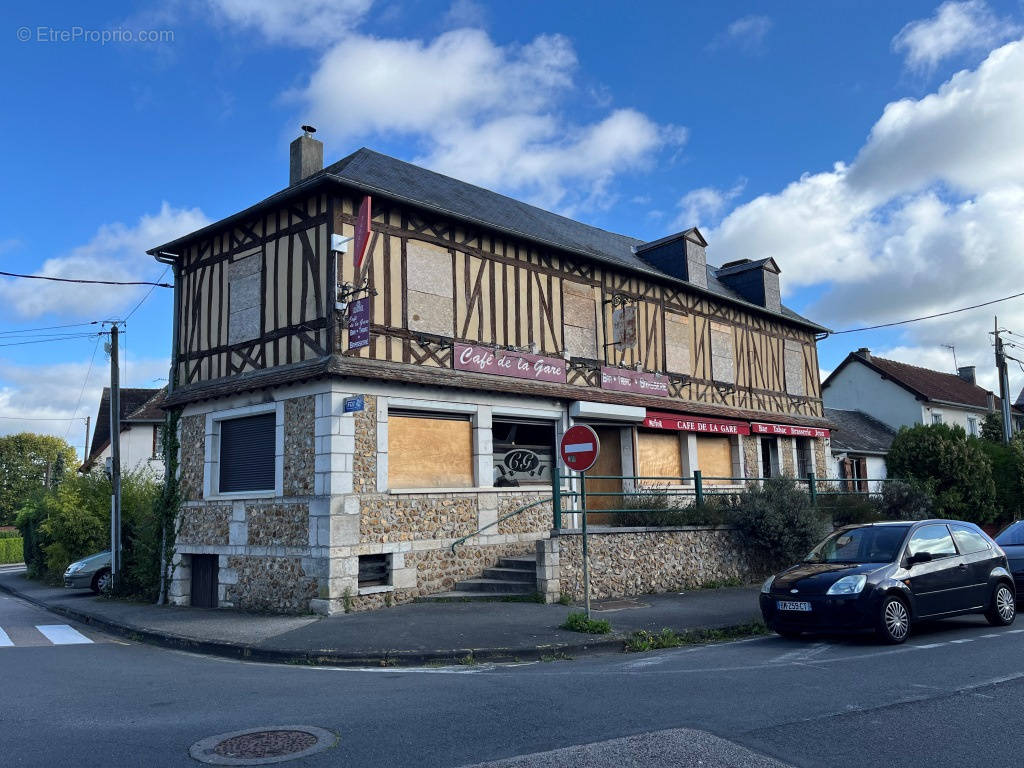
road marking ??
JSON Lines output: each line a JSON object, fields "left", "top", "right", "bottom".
{"left": 0, "top": 627, "right": 12, "bottom": 647}
{"left": 980, "top": 633, "right": 1001, "bottom": 638}
{"left": 35, "top": 624, "right": 93, "bottom": 645}
{"left": 912, "top": 643, "right": 944, "bottom": 648}
{"left": 949, "top": 639, "right": 973, "bottom": 644}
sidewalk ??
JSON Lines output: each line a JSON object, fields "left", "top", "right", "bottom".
{"left": 0, "top": 568, "right": 763, "bottom": 666}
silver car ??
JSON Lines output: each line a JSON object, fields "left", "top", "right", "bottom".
{"left": 63, "top": 551, "right": 112, "bottom": 593}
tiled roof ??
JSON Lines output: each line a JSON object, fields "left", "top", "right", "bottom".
{"left": 85, "top": 387, "right": 162, "bottom": 466}
{"left": 150, "top": 148, "right": 825, "bottom": 332}
{"left": 859, "top": 354, "right": 996, "bottom": 409}
{"left": 825, "top": 408, "right": 896, "bottom": 454}
{"left": 125, "top": 387, "right": 167, "bottom": 422}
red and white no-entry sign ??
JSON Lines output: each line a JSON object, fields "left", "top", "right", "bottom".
{"left": 559, "top": 425, "right": 601, "bottom": 472}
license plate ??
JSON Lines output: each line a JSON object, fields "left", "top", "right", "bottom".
{"left": 777, "top": 600, "right": 812, "bottom": 612}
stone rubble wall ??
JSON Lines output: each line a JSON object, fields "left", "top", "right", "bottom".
{"left": 179, "top": 413, "right": 205, "bottom": 501}
{"left": 224, "top": 555, "right": 318, "bottom": 613}
{"left": 178, "top": 503, "right": 231, "bottom": 546}
{"left": 552, "top": 527, "right": 761, "bottom": 601}
{"left": 283, "top": 396, "right": 315, "bottom": 495}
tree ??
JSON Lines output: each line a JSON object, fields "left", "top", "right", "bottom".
{"left": 887, "top": 424, "right": 997, "bottom": 524}
{"left": 977, "top": 439, "right": 1024, "bottom": 524}
{"left": 982, "top": 412, "right": 1005, "bottom": 443}
{"left": 0, "top": 433, "right": 78, "bottom": 526}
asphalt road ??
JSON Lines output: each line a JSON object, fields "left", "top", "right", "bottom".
{"left": 1, "top": 590, "right": 1020, "bottom": 768}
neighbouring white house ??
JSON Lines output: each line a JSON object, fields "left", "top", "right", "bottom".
{"left": 822, "top": 348, "right": 1014, "bottom": 439}
{"left": 824, "top": 407, "right": 896, "bottom": 492}
{"left": 80, "top": 387, "right": 166, "bottom": 477}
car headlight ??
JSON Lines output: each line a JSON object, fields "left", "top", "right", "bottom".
{"left": 761, "top": 575, "right": 775, "bottom": 594}
{"left": 65, "top": 562, "right": 83, "bottom": 574}
{"left": 826, "top": 574, "right": 867, "bottom": 596}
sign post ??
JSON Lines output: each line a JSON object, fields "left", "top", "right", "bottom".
{"left": 559, "top": 425, "right": 600, "bottom": 618}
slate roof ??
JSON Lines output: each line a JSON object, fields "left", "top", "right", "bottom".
{"left": 125, "top": 387, "right": 167, "bottom": 422}
{"left": 85, "top": 387, "right": 163, "bottom": 467}
{"left": 150, "top": 148, "right": 826, "bottom": 333}
{"left": 825, "top": 408, "right": 897, "bottom": 455}
{"left": 824, "top": 350, "right": 1006, "bottom": 410}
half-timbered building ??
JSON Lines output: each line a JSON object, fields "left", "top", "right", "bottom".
{"left": 149, "top": 130, "right": 831, "bottom": 613}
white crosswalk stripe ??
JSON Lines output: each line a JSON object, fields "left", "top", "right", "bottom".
{"left": 35, "top": 624, "right": 93, "bottom": 645}
{"left": 0, "top": 627, "right": 12, "bottom": 647}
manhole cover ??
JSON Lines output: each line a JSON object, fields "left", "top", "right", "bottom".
{"left": 190, "top": 726, "right": 337, "bottom": 765}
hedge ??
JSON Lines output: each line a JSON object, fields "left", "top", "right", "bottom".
{"left": 0, "top": 537, "right": 23, "bottom": 564}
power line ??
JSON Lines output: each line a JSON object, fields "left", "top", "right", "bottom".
{"left": 0, "top": 271, "right": 172, "bottom": 287}
{"left": 64, "top": 334, "right": 102, "bottom": 439}
{"left": 0, "top": 321, "right": 99, "bottom": 336}
{"left": 0, "top": 332, "right": 107, "bottom": 348}
{"left": 829, "top": 290, "right": 1024, "bottom": 335}
{"left": 0, "top": 414, "right": 87, "bottom": 421}
{"left": 124, "top": 265, "right": 170, "bottom": 321}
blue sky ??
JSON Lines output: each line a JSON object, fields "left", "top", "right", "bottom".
{"left": 3, "top": 0, "right": 1024, "bottom": 456}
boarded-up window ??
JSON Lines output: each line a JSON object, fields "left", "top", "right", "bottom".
{"left": 710, "top": 322, "right": 735, "bottom": 384}
{"left": 665, "top": 313, "right": 691, "bottom": 375}
{"left": 562, "top": 281, "right": 598, "bottom": 358}
{"left": 696, "top": 436, "right": 733, "bottom": 484}
{"left": 388, "top": 413, "right": 473, "bottom": 489}
{"left": 406, "top": 240, "right": 453, "bottom": 336}
{"left": 228, "top": 251, "right": 262, "bottom": 344}
{"left": 784, "top": 340, "right": 806, "bottom": 396}
{"left": 636, "top": 430, "right": 683, "bottom": 482}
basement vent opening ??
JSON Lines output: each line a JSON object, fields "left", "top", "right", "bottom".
{"left": 358, "top": 553, "right": 391, "bottom": 588}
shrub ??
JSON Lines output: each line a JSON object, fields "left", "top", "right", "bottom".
{"left": 977, "top": 439, "right": 1024, "bottom": 525}
{"left": 877, "top": 479, "right": 934, "bottom": 521}
{"left": 0, "top": 537, "right": 23, "bottom": 564}
{"left": 611, "top": 485, "right": 736, "bottom": 527}
{"left": 732, "top": 478, "right": 829, "bottom": 572}
{"left": 823, "top": 493, "right": 881, "bottom": 527}
{"left": 560, "top": 611, "right": 612, "bottom": 634}
{"left": 887, "top": 424, "right": 997, "bottom": 523}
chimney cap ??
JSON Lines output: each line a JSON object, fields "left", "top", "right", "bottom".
{"left": 301, "top": 124, "right": 317, "bottom": 137}
{"left": 856, "top": 347, "right": 871, "bottom": 360}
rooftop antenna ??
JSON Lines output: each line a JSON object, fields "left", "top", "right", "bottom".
{"left": 942, "top": 344, "right": 958, "bottom": 371}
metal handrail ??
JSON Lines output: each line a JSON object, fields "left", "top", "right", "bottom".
{"left": 450, "top": 496, "right": 553, "bottom": 553}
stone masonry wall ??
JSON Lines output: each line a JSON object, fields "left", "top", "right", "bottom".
{"left": 353, "top": 393, "right": 377, "bottom": 493}
{"left": 814, "top": 437, "right": 828, "bottom": 478}
{"left": 780, "top": 437, "right": 795, "bottom": 476}
{"left": 225, "top": 555, "right": 318, "bottom": 613}
{"left": 179, "top": 414, "right": 205, "bottom": 501}
{"left": 497, "top": 493, "right": 553, "bottom": 535}
{"left": 557, "top": 527, "right": 760, "bottom": 601}
{"left": 360, "top": 496, "right": 477, "bottom": 543}
{"left": 283, "top": 396, "right": 315, "bottom": 496}
{"left": 178, "top": 503, "right": 230, "bottom": 546}
{"left": 741, "top": 435, "right": 759, "bottom": 482}
{"left": 247, "top": 502, "right": 309, "bottom": 547}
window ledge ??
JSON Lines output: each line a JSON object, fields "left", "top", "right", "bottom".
{"left": 358, "top": 585, "right": 394, "bottom": 595}
{"left": 206, "top": 491, "right": 278, "bottom": 501}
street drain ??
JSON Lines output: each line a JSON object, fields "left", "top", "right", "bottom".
{"left": 190, "top": 726, "right": 337, "bottom": 765}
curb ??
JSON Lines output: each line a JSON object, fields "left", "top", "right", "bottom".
{"left": 0, "top": 578, "right": 644, "bottom": 666}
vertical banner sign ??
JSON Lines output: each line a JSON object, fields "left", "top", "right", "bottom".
{"left": 354, "top": 195, "right": 372, "bottom": 273}
{"left": 612, "top": 305, "right": 637, "bottom": 351}
{"left": 347, "top": 296, "right": 370, "bottom": 349}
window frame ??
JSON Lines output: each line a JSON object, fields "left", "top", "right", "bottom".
{"left": 204, "top": 402, "right": 284, "bottom": 499}
{"left": 759, "top": 437, "right": 780, "bottom": 478}
{"left": 491, "top": 418, "right": 557, "bottom": 487}
{"left": 905, "top": 523, "right": 958, "bottom": 561}
{"left": 950, "top": 523, "right": 992, "bottom": 555}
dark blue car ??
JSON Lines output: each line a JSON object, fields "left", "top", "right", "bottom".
{"left": 994, "top": 521, "right": 1024, "bottom": 596}
{"left": 760, "top": 520, "right": 1016, "bottom": 644}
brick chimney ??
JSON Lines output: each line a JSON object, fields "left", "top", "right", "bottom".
{"left": 957, "top": 365, "right": 977, "bottom": 385}
{"left": 856, "top": 347, "right": 871, "bottom": 361}
{"left": 290, "top": 125, "right": 323, "bottom": 186}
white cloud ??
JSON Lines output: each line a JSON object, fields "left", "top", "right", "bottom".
{"left": 0, "top": 355, "right": 168, "bottom": 458}
{"left": 673, "top": 179, "right": 746, "bottom": 229}
{"left": 709, "top": 15, "right": 773, "bottom": 53}
{"left": 208, "top": 0, "right": 373, "bottom": 46}
{"left": 708, "top": 38, "right": 1024, "bottom": 400}
{"left": 0, "top": 203, "right": 208, "bottom": 319}
{"left": 892, "top": 0, "right": 1020, "bottom": 73}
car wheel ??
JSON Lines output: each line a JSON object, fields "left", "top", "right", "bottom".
{"left": 877, "top": 595, "right": 910, "bottom": 644}
{"left": 91, "top": 569, "right": 111, "bottom": 595}
{"left": 986, "top": 583, "right": 1016, "bottom": 626}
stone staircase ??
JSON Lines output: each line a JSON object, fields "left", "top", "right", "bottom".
{"left": 419, "top": 555, "right": 538, "bottom": 601}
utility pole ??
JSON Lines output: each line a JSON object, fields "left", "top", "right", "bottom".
{"left": 84, "top": 416, "right": 90, "bottom": 464}
{"left": 994, "top": 317, "right": 1012, "bottom": 444}
{"left": 109, "top": 324, "right": 122, "bottom": 588}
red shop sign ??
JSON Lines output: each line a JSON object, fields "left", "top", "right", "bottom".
{"left": 750, "top": 422, "right": 830, "bottom": 438}
{"left": 454, "top": 343, "right": 566, "bottom": 383}
{"left": 643, "top": 411, "right": 750, "bottom": 435}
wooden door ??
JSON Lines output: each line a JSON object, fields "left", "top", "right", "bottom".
{"left": 190, "top": 554, "right": 219, "bottom": 609}
{"left": 585, "top": 426, "right": 622, "bottom": 524}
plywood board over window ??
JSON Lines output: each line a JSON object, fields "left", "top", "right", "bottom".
{"left": 784, "top": 339, "right": 806, "bottom": 396}
{"left": 405, "top": 240, "right": 454, "bottom": 337}
{"left": 388, "top": 414, "right": 473, "bottom": 489}
{"left": 710, "top": 321, "right": 735, "bottom": 384}
{"left": 636, "top": 430, "right": 683, "bottom": 483}
{"left": 664, "top": 313, "right": 691, "bottom": 375}
{"left": 562, "top": 281, "right": 598, "bottom": 358}
{"left": 696, "top": 436, "right": 733, "bottom": 484}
